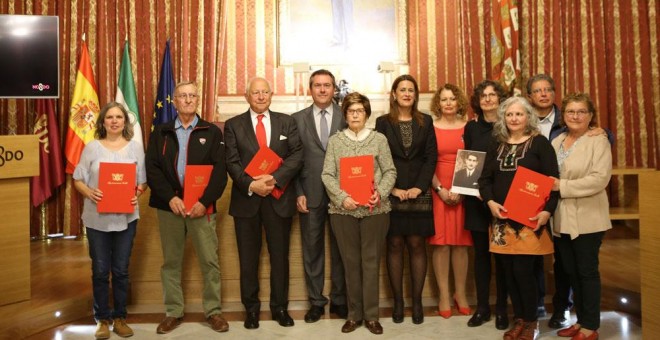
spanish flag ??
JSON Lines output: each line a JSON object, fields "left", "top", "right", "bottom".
{"left": 64, "top": 36, "right": 100, "bottom": 174}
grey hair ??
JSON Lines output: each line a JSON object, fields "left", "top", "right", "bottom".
{"left": 245, "top": 77, "right": 273, "bottom": 96}
{"left": 174, "top": 81, "right": 198, "bottom": 94}
{"left": 492, "top": 96, "right": 540, "bottom": 143}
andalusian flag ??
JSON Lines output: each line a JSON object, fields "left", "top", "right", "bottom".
{"left": 152, "top": 39, "right": 177, "bottom": 128}
{"left": 115, "top": 40, "right": 142, "bottom": 147}
{"left": 491, "top": 0, "right": 521, "bottom": 94}
{"left": 64, "top": 36, "right": 100, "bottom": 174}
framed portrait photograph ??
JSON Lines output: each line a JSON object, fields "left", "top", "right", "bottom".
{"left": 450, "top": 150, "right": 486, "bottom": 197}
{"left": 277, "top": 0, "right": 408, "bottom": 66}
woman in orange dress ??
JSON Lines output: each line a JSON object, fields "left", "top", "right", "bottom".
{"left": 427, "top": 84, "right": 473, "bottom": 318}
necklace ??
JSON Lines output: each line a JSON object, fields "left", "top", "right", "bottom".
{"left": 504, "top": 144, "right": 518, "bottom": 167}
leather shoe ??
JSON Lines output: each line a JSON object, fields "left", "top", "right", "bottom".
{"left": 549, "top": 313, "right": 570, "bottom": 329}
{"left": 496, "top": 313, "right": 510, "bottom": 330}
{"left": 112, "top": 318, "right": 134, "bottom": 337}
{"left": 330, "top": 303, "right": 348, "bottom": 319}
{"left": 341, "top": 319, "right": 362, "bottom": 333}
{"left": 504, "top": 318, "right": 524, "bottom": 340}
{"left": 571, "top": 330, "right": 599, "bottom": 340}
{"left": 207, "top": 314, "right": 229, "bottom": 332}
{"left": 467, "top": 311, "right": 491, "bottom": 327}
{"left": 95, "top": 320, "right": 111, "bottom": 339}
{"left": 518, "top": 321, "right": 539, "bottom": 340}
{"left": 304, "top": 305, "right": 325, "bottom": 323}
{"left": 365, "top": 320, "right": 383, "bottom": 335}
{"left": 244, "top": 311, "right": 259, "bottom": 329}
{"left": 557, "top": 324, "right": 581, "bottom": 337}
{"left": 272, "top": 310, "right": 294, "bottom": 327}
{"left": 156, "top": 316, "right": 182, "bottom": 334}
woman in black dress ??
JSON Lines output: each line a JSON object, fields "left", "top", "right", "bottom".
{"left": 465, "top": 80, "right": 510, "bottom": 329}
{"left": 375, "top": 75, "right": 437, "bottom": 325}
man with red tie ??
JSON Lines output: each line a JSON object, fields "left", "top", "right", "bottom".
{"left": 224, "top": 77, "right": 303, "bottom": 330}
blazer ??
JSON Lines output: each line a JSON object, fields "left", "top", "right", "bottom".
{"left": 551, "top": 133, "right": 612, "bottom": 239}
{"left": 374, "top": 114, "right": 437, "bottom": 193}
{"left": 292, "top": 103, "right": 346, "bottom": 209}
{"left": 453, "top": 168, "right": 479, "bottom": 188}
{"left": 224, "top": 110, "right": 304, "bottom": 218}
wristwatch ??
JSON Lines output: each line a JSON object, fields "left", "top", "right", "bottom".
{"left": 434, "top": 185, "right": 443, "bottom": 193}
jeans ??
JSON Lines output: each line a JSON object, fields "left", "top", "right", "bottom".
{"left": 87, "top": 220, "right": 137, "bottom": 321}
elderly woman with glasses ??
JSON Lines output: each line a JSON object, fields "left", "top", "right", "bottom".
{"left": 549, "top": 93, "right": 612, "bottom": 340}
{"left": 322, "top": 92, "right": 397, "bottom": 335}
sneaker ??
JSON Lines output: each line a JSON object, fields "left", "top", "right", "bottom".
{"left": 537, "top": 306, "right": 547, "bottom": 318}
{"left": 112, "top": 318, "right": 134, "bottom": 337}
{"left": 95, "top": 320, "right": 111, "bottom": 339}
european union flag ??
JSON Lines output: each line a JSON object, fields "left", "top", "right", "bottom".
{"left": 152, "top": 40, "right": 176, "bottom": 129}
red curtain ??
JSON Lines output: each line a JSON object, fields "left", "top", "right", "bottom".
{"left": 0, "top": 0, "right": 228, "bottom": 236}
{"left": 1, "top": 0, "right": 658, "bottom": 237}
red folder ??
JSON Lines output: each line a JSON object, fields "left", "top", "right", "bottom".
{"left": 245, "top": 146, "right": 287, "bottom": 199}
{"left": 97, "top": 162, "right": 137, "bottom": 213}
{"left": 339, "top": 155, "right": 374, "bottom": 205}
{"left": 183, "top": 165, "right": 213, "bottom": 214}
{"left": 503, "top": 166, "right": 554, "bottom": 228}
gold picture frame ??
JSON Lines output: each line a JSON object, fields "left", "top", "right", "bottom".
{"left": 277, "top": 0, "right": 408, "bottom": 66}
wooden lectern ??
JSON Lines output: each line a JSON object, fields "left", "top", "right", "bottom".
{"left": 0, "top": 135, "right": 38, "bottom": 306}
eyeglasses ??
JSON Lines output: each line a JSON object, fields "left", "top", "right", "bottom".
{"left": 531, "top": 87, "right": 553, "bottom": 95}
{"left": 347, "top": 108, "right": 366, "bottom": 115}
{"left": 480, "top": 93, "right": 498, "bottom": 100}
{"left": 175, "top": 93, "right": 198, "bottom": 99}
{"left": 565, "top": 110, "right": 591, "bottom": 117}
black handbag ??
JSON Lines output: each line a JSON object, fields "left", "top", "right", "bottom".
{"left": 389, "top": 190, "right": 433, "bottom": 213}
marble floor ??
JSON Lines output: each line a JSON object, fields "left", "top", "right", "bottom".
{"left": 34, "top": 310, "right": 639, "bottom": 340}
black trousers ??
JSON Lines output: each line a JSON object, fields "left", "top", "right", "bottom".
{"left": 498, "top": 254, "right": 539, "bottom": 322}
{"left": 552, "top": 236, "right": 573, "bottom": 313}
{"left": 556, "top": 232, "right": 605, "bottom": 330}
{"left": 471, "top": 230, "right": 508, "bottom": 314}
{"left": 234, "top": 199, "right": 292, "bottom": 313}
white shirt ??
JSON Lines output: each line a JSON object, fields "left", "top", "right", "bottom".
{"left": 538, "top": 108, "right": 556, "bottom": 139}
{"left": 250, "top": 109, "right": 271, "bottom": 146}
{"left": 313, "top": 104, "right": 334, "bottom": 139}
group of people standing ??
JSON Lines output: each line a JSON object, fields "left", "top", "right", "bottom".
{"left": 74, "top": 70, "right": 612, "bottom": 340}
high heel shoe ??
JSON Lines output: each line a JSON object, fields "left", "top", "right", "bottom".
{"left": 453, "top": 296, "right": 471, "bottom": 316}
{"left": 391, "top": 300, "right": 404, "bottom": 324}
{"left": 437, "top": 309, "right": 452, "bottom": 319}
{"left": 412, "top": 301, "right": 424, "bottom": 324}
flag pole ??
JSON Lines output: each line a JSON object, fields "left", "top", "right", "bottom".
{"left": 37, "top": 203, "right": 48, "bottom": 240}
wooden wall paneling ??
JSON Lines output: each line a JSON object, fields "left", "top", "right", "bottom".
{"left": 639, "top": 171, "right": 660, "bottom": 339}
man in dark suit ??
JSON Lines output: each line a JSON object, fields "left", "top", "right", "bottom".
{"left": 453, "top": 152, "right": 480, "bottom": 189}
{"left": 224, "top": 77, "right": 303, "bottom": 330}
{"left": 292, "top": 69, "right": 347, "bottom": 323}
